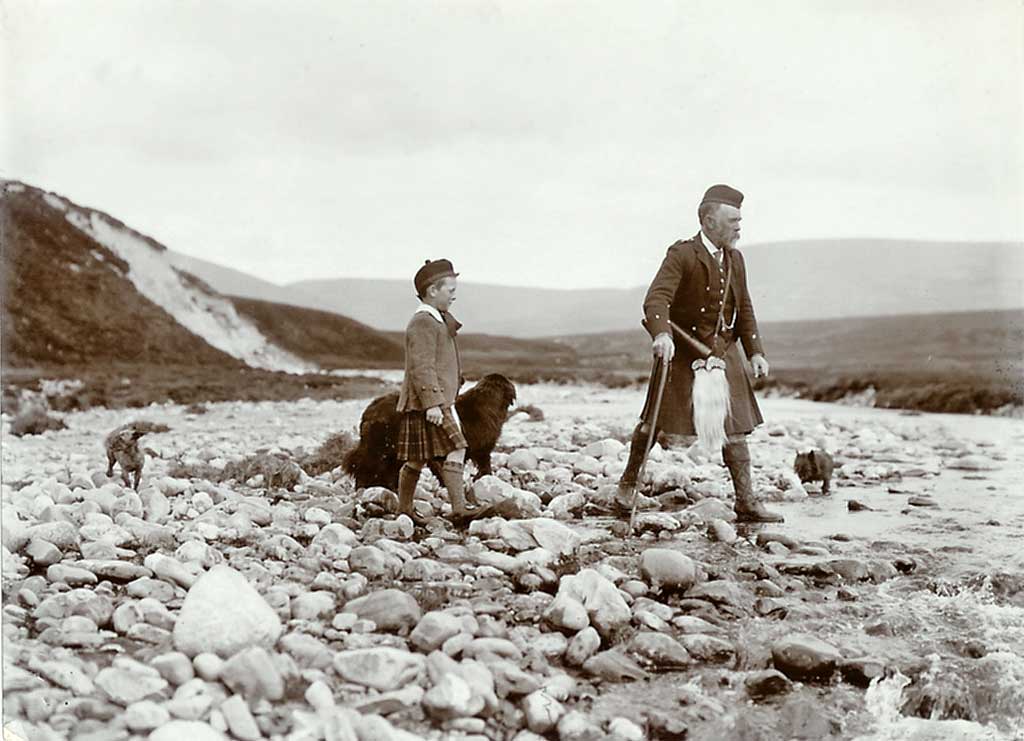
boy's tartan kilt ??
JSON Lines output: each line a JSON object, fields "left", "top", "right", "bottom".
{"left": 397, "top": 408, "right": 468, "bottom": 461}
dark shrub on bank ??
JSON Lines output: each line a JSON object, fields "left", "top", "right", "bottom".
{"left": 10, "top": 408, "right": 67, "bottom": 437}
{"left": 755, "top": 370, "right": 1022, "bottom": 415}
{"left": 301, "top": 431, "right": 357, "bottom": 477}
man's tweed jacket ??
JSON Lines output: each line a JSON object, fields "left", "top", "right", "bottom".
{"left": 638, "top": 232, "right": 766, "bottom": 437}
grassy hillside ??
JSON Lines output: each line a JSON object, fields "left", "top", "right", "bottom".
{"left": 232, "top": 297, "right": 403, "bottom": 368}
{"left": 1, "top": 183, "right": 242, "bottom": 368}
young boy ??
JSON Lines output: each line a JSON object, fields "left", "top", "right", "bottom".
{"left": 395, "top": 258, "right": 479, "bottom": 525}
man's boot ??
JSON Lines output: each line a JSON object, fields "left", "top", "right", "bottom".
{"left": 397, "top": 464, "right": 429, "bottom": 526}
{"left": 723, "top": 439, "right": 784, "bottom": 523}
{"left": 441, "top": 460, "right": 479, "bottom": 526}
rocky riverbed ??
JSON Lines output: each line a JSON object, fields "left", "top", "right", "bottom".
{"left": 3, "top": 382, "right": 1023, "bottom": 741}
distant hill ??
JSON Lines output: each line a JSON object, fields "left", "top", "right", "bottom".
{"left": 0, "top": 181, "right": 401, "bottom": 372}
{"left": 172, "top": 239, "right": 1024, "bottom": 337}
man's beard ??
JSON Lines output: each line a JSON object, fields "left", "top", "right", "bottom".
{"left": 712, "top": 229, "right": 738, "bottom": 249}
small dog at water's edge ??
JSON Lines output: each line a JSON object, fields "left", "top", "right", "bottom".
{"left": 794, "top": 449, "right": 835, "bottom": 495}
{"left": 344, "top": 374, "right": 517, "bottom": 491}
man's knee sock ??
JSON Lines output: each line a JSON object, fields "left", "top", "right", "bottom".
{"left": 722, "top": 439, "right": 753, "bottom": 503}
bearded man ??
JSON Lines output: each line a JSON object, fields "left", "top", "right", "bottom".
{"left": 616, "top": 184, "right": 783, "bottom": 523}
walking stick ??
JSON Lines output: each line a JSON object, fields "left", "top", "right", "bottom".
{"left": 628, "top": 355, "right": 670, "bottom": 535}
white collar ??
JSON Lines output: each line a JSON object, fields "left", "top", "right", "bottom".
{"left": 699, "top": 231, "right": 723, "bottom": 256}
{"left": 415, "top": 303, "right": 444, "bottom": 323}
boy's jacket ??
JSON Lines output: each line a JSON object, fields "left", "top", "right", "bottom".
{"left": 397, "top": 309, "right": 463, "bottom": 412}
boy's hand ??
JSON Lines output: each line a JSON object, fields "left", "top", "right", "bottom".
{"left": 426, "top": 407, "right": 443, "bottom": 426}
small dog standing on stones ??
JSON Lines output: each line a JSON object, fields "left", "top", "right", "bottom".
{"left": 104, "top": 421, "right": 169, "bottom": 490}
{"left": 794, "top": 449, "right": 835, "bottom": 495}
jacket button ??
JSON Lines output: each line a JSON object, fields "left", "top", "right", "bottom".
{"left": 691, "top": 325, "right": 697, "bottom": 331}
{"left": 700, "top": 307, "right": 705, "bottom": 313}
{"left": 706, "top": 286, "right": 710, "bottom": 291}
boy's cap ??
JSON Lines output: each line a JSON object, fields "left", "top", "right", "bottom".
{"left": 414, "top": 259, "right": 459, "bottom": 296}
{"left": 700, "top": 184, "right": 744, "bottom": 209}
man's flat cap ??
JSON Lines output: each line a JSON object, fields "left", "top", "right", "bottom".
{"left": 700, "top": 184, "right": 744, "bottom": 209}
{"left": 414, "top": 259, "right": 459, "bottom": 296}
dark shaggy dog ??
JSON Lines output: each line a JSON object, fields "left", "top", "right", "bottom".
{"left": 794, "top": 449, "right": 835, "bottom": 495}
{"left": 105, "top": 421, "right": 170, "bottom": 490}
{"left": 344, "top": 374, "right": 517, "bottom": 491}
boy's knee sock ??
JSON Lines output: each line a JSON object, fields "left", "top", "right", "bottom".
{"left": 441, "top": 460, "right": 469, "bottom": 514}
{"left": 398, "top": 463, "right": 421, "bottom": 514}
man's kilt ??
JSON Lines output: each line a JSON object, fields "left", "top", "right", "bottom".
{"left": 640, "top": 341, "right": 763, "bottom": 437}
{"left": 397, "top": 408, "right": 468, "bottom": 461}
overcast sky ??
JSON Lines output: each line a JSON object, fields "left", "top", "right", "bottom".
{"left": 4, "top": 1, "right": 1022, "bottom": 289}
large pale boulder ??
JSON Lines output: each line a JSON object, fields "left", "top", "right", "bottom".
{"left": 172, "top": 566, "right": 282, "bottom": 658}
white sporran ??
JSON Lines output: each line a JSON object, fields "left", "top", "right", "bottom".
{"left": 691, "top": 355, "right": 730, "bottom": 453}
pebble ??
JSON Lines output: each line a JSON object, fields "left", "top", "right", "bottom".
{"left": 334, "top": 647, "right": 426, "bottom": 691}
{"left": 423, "top": 673, "right": 481, "bottom": 719}
{"left": 152, "top": 652, "right": 195, "bottom": 685}
{"left": 95, "top": 661, "right": 169, "bottom": 705}
{"left": 607, "top": 717, "right": 645, "bottom": 740}
{"left": 582, "top": 650, "right": 648, "bottom": 682}
{"left": 343, "top": 589, "right": 421, "bottom": 633}
{"left": 149, "top": 721, "right": 228, "bottom": 741}
{"left": 219, "top": 695, "right": 261, "bottom": 741}
{"left": 46, "top": 564, "right": 98, "bottom": 586}
{"left": 640, "top": 548, "right": 698, "bottom": 592}
{"left": 708, "top": 518, "right": 738, "bottom": 544}
{"left": 220, "top": 646, "right": 284, "bottom": 701}
{"left": 410, "top": 611, "right": 465, "bottom": 653}
{"left": 558, "top": 710, "right": 604, "bottom": 741}
{"left": 771, "top": 633, "right": 842, "bottom": 680}
{"left": 25, "top": 538, "right": 63, "bottom": 566}
{"left": 523, "top": 690, "right": 564, "bottom": 733}
{"left": 629, "top": 631, "right": 691, "bottom": 668}
{"left": 194, "top": 653, "right": 225, "bottom": 681}
{"left": 745, "top": 669, "right": 794, "bottom": 701}
{"left": 555, "top": 569, "right": 631, "bottom": 639}
{"left": 125, "top": 700, "right": 170, "bottom": 732}
{"left": 291, "top": 591, "right": 335, "bottom": 620}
